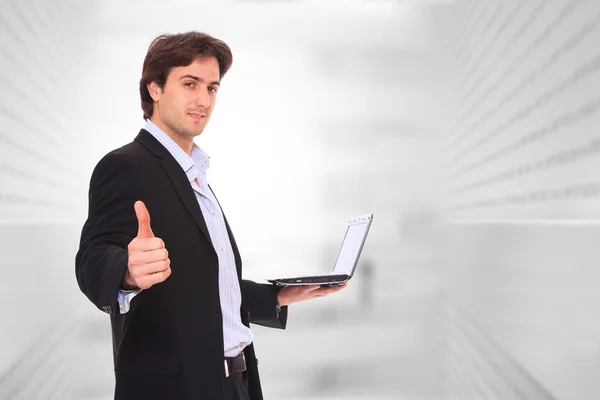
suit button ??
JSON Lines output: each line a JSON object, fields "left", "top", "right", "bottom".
{"left": 256, "top": 358, "right": 259, "bottom": 365}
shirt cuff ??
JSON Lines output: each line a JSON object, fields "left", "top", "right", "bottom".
{"left": 117, "top": 288, "right": 142, "bottom": 314}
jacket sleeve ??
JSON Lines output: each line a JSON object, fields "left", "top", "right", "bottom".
{"left": 241, "top": 280, "right": 287, "bottom": 329}
{"left": 75, "top": 153, "right": 140, "bottom": 315}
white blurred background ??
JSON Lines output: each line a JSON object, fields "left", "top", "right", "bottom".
{"left": 1, "top": 0, "right": 600, "bottom": 399}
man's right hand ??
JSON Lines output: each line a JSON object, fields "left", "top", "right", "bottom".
{"left": 122, "top": 200, "right": 172, "bottom": 290}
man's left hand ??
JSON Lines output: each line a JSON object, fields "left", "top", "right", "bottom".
{"left": 277, "top": 283, "right": 347, "bottom": 306}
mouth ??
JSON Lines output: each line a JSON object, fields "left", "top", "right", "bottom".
{"left": 188, "top": 112, "right": 206, "bottom": 121}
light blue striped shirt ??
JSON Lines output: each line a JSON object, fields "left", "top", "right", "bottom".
{"left": 118, "top": 119, "right": 253, "bottom": 357}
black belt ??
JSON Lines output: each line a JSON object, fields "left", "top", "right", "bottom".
{"left": 224, "top": 352, "right": 246, "bottom": 377}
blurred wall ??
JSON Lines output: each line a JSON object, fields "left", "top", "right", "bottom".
{"left": 0, "top": 1, "right": 110, "bottom": 398}
{"left": 442, "top": 1, "right": 600, "bottom": 399}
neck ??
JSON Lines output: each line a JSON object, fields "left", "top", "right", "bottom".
{"left": 150, "top": 118, "right": 194, "bottom": 156}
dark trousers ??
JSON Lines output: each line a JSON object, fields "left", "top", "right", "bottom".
{"left": 224, "top": 371, "right": 250, "bottom": 400}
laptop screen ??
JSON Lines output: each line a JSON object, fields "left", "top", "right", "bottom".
{"left": 332, "top": 215, "right": 372, "bottom": 277}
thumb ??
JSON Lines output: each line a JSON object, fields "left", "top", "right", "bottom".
{"left": 134, "top": 200, "right": 154, "bottom": 238}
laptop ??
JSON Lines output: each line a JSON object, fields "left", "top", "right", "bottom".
{"left": 268, "top": 213, "right": 373, "bottom": 287}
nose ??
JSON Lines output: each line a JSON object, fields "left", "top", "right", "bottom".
{"left": 195, "top": 88, "right": 210, "bottom": 110}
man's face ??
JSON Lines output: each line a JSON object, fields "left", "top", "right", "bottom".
{"left": 149, "top": 56, "right": 221, "bottom": 141}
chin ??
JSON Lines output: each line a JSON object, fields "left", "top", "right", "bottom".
{"left": 181, "top": 125, "right": 203, "bottom": 137}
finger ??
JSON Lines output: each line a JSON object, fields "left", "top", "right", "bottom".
{"left": 130, "top": 259, "right": 171, "bottom": 276}
{"left": 313, "top": 286, "right": 344, "bottom": 296}
{"left": 129, "top": 248, "right": 169, "bottom": 265}
{"left": 130, "top": 237, "right": 165, "bottom": 251}
{"left": 303, "top": 285, "right": 321, "bottom": 293}
{"left": 134, "top": 201, "right": 154, "bottom": 239}
{"left": 138, "top": 267, "right": 172, "bottom": 289}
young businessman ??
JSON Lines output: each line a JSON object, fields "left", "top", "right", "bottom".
{"left": 75, "top": 31, "right": 345, "bottom": 400}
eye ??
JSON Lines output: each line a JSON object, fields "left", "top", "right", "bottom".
{"left": 208, "top": 86, "right": 218, "bottom": 93}
{"left": 184, "top": 82, "right": 195, "bottom": 88}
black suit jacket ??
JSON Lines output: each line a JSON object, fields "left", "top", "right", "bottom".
{"left": 75, "top": 129, "right": 288, "bottom": 400}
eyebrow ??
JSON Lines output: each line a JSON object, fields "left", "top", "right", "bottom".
{"left": 179, "top": 74, "right": 220, "bottom": 86}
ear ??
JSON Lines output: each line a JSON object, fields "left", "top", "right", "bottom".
{"left": 147, "top": 81, "right": 162, "bottom": 102}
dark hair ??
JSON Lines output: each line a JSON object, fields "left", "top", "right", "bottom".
{"left": 139, "top": 31, "right": 233, "bottom": 120}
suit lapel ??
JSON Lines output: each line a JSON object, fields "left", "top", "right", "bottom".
{"left": 134, "top": 129, "right": 213, "bottom": 247}
{"left": 160, "top": 156, "right": 213, "bottom": 246}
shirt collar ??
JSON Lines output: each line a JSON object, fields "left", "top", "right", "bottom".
{"left": 144, "top": 119, "right": 211, "bottom": 182}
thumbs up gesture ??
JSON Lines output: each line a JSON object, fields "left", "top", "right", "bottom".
{"left": 122, "top": 201, "right": 172, "bottom": 290}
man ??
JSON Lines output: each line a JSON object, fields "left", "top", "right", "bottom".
{"left": 75, "top": 31, "right": 345, "bottom": 400}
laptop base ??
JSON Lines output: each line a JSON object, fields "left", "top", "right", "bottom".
{"left": 268, "top": 274, "right": 349, "bottom": 287}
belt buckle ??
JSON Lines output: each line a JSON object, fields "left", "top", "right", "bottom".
{"left": 225, "top": 351, "right": 246, "bottom": 378}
